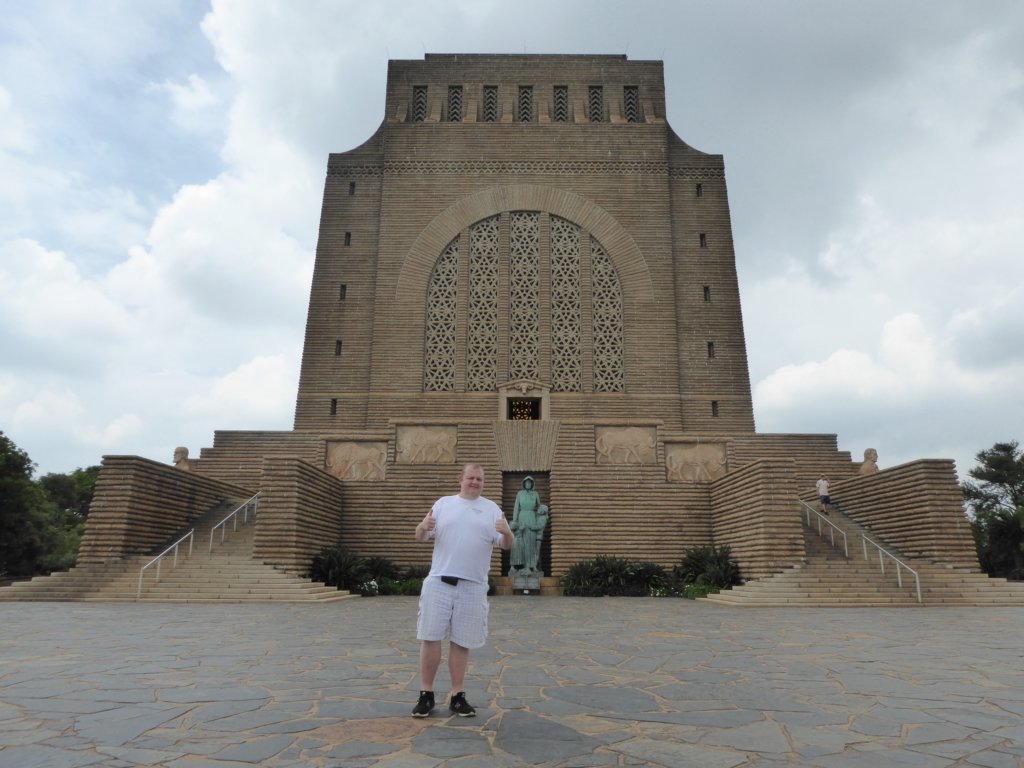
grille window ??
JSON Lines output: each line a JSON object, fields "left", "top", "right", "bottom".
{"left": 623, "top": 86, "right": 640, "bottom": 123}
{"left": 553, "top": 86, "right": 568, "bottom": 122}
{"left": 482, "top": 86, "right": 498, "bottom": 122}
{"left": 447, "top": 85, "right": 462, "bottom": 122}
{"left": 411, "top": 86, "right": 428, "bottom": 122}
{"left": 517, "top": 86, "right": 533, "bottom": 122}
{"left": 508, "top": 398, "right": 540, "bottom": 420}
{"left": 588, "top": 86, "right": 604, "bottom": 122}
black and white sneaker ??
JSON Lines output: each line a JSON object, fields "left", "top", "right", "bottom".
{"left": 412, "top": 690, "right": 435, "bottom": 717}
{"left": 449, "top": 691, "right": 476, "bottom": 717}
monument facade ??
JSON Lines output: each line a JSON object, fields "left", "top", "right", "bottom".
{"left": 76, "top": 55, "right": 980, "bottom": 585}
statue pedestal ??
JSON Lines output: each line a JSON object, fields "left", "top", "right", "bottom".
{"left": 513, "top": 573, "right": 541, "bottom": 594}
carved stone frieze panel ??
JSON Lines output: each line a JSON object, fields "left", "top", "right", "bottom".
{"left": 595, "top": 426, "right": 657, "bottom": 465}
{"left": 325, "top": 441, "right": 387, "bottom": 481}
{"left": 665, "top": 442, "right": 727, "bottom": 483}
{"left": 395, "top": 426, "right": 458, "bottom": 464}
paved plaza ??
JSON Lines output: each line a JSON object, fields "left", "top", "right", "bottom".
{"left": 1, "top": 598, "right": 1023, "bottom": 768}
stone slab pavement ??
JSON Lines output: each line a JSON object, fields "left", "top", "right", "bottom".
{"left": 1, "top": 598, "right": 1023, "bottom": 768}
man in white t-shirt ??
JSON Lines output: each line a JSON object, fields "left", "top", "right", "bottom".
{"left": 412, "top": 463, "right": 514, "bottom": 718}
{"left": 816, "top": 476, "right": 831, "bottom": 515}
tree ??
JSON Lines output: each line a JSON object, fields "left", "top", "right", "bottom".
{"left": 963, "top": 441, "right": 1024, "bottom": 580}
{"left": 0, "top": 433, "right": 96, "bottom": 581}
{"left": 39, "top": 465, "right": 100, "bottom": 520}
{"left": 0, "top": 431, "right": 59, "bottom": 580}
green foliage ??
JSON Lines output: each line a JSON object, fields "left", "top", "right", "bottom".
{"left": 964, "top": 441, "right": 1024, "bottom": 580}
{"left": 0, "top": 432, "right": 74, "bottom": 580}
{"left": 673, "top": 545, "right": 742, "bottom": 589}
{"left": 38, "top": 466, "right": 100, "bottom": 520}
{"left": 560, "top": 547, "right": 741, "bottom": 598}
{"left": 560, "top": 555, "right": 669, "bottom": 597}
{"left": 308, "top": 547, "right": 429, "bottom": 596}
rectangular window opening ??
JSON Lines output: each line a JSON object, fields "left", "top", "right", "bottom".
{"left": 447, "top": 85, "right": 463, "bottom": 122}
{"left": 411, "top": 85, "right": 428, "bottom": 122}
{"left": 703, "top": 285, "right": 711, "bottom": 302}
{"left": 699, "top": 232, "right": 707, "bottom": 248}
{"left": 348, "top": 181, "right": 356, "bottom": 195}
{"left": 553, "top": 85, "right": 568, "bottom": 122}
{"left": 711, "top": 400, "right": 719, "bottom": 417}
{"left": 330, "top": 398, "right": 338, "bottom": 416}
{"left": 482, "top": 86, "right": 498, "bottom": 122}
{"left": 339, "top": 283, "right": 347, "bottom": 300}
{"left": 588, "top": 85, "right": 604, "bottom": 123}
{"left": 508, "top": 397, "right": 540, "bottom": 421}
{"left": 517, "top": 85, "right": 533, "bottom": 122}
{"left": 707, "top": 341, "right": 716, "bottom": 359}
{"left": 344, "top": 232, "right": 352, "bottom": 246}
{"left": 623, "top": 85, "right": 640, "bottom": 123}
{"left": 334, "top": 340, "right": 343, "bottom": 356}
{"left": 696, "top": 183, "right": 703, "bottom": 197}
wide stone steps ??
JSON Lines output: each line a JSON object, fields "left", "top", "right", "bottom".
{"left": 0, "top": 502, "right": 355, "bottom": 603}
{"left": 703, "top": 506, "right": 1024, "bottom": 607}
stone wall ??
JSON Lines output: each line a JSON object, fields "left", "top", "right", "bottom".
{"left": 254, "top": 456, "right": 345, "bottom": 573}
{"left": 79, "top": 456, "right": 253, "bottom": 564}
{"left": 710, "top": 460, "right": 805, "bottom": 581}
{"left": 828, "top": 460, "right": 978, "bottom": 569}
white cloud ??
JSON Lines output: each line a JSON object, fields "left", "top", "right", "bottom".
{"left": 2, "top": 0, "right": 1023, "bottom": 483}
{"left": 182, "top": 354, "right": 298, "bottom": 426}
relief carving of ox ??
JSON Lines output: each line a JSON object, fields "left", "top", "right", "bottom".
{"left": 595, "top": 426, "right": 657, "bottom": 465}
{"left": 325, "top": 442, "right": 386, "bottom": 481}
{"left": 396, "top": 427, "right": 457, "bottom": 464}
{"left": 665, "top": 443, "right": 727, "bottom": 482}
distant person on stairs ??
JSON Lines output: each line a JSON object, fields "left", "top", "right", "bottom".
{"left": 816, "top": 476, "right": 831, "bottom": 515}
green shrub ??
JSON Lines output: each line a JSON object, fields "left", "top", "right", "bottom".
{"left": 308, "top": 548, "right": 432, "bottom": 596}
{"left": 560, "top": 555, "right": 668, "bottom": 597}
{"left": 672, "top": 545, "right": 742, "bottom": 591}
{"left": 309, "top": 547, "right": 367, "bottom": 591}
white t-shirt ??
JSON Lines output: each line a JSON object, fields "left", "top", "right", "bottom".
{"left": 426, "top": 493, "right": 504, "bottom": 585}
{"left": 816, "top": 478, "right": 830, "bottom": 496}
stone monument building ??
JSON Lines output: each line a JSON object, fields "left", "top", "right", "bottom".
{"left": 74, "top": 55, "right": 978, "bottom": 589}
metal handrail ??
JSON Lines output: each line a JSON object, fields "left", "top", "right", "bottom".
{"left": 209, "top": 493, "right": 260, "bottom": 553}
{"left": 862, "top": 535, "right": 922, "bottom": 603}
{"left": 799, "top": 500, "right": 848, "bottom": 558}
{"left": 137, "top": 530, "right": 194, "bottom": 599}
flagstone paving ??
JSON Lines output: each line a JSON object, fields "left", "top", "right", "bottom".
{"left": 1, "top": 599, "right": 1023, "bottom": 767}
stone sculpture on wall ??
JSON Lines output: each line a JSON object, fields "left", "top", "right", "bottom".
{"left": 594, "top": 426, "right": 657, "bottom": 464}
{"left": 665, "top": 442, "right": 728, "bottom": 482}
{"left": 395, "top": 426, "right": 457, "bottom": 464}
{"left": 859, "top": 448, "right": 879, "bottom": 475}
{"left": 325, "top": 441, "right": 387, "bottom": 481}
{"left": 172, "top": 447, "right": 194, "bottom": 471}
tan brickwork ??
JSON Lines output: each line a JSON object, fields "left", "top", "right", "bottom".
{"left": 78, "top": 456, "right": 252, "bottom": 564}
{"left": 75, "top": 55, "right": 978, "bottom": 589}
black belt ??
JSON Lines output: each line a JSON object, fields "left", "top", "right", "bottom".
{"left": 440, "top": 575, "right": 461, "bottom": 586}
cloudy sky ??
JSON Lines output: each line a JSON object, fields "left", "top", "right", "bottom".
{"left": 2, "top": 0, "right": 1022, "bottom": 481}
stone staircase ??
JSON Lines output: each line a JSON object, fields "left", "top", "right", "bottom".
{"left": 0, "top": 502, "right": 355, "bottom": 603}
{"left": 703, "top": 504, "right": 1024, "bottom": 607}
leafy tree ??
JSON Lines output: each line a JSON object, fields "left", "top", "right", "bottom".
{"left": 0, "top": 433, "right": 94, "bottom": 580}
{"left": 39, "top": 465, "right": 100, "bottom": 520}
{"left": 963, "top": 441, "right": 1024, "bottom": 580}
{"left": 0, "top": 431, "right": 59, "bottom": 580}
